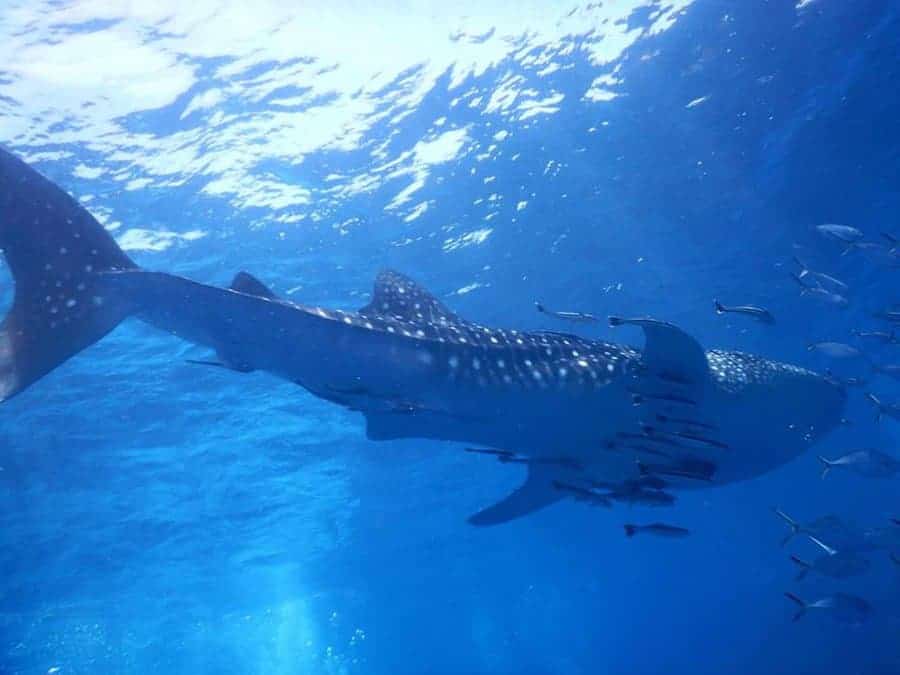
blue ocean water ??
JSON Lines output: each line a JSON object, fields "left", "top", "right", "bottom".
{"left": 1, "top": 1, "right": 900, "bottom": 673}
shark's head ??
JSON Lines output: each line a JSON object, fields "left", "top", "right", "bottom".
{"left": 707, "top": 350, "right": 847, "bottom": 481}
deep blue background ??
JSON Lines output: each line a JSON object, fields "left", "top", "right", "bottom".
{"left": 2, "top": 1, "right": 900, "bottom": 673}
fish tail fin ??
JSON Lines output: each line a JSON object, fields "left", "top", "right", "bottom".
{"left": 535, "top": 301, "right": 545, "bottom": 313}
{"left": 841, "top": 242, "right": 857, "bottom": 256}
{"left": 789, "top": 556, "right": 811, "bottom": 581}
{"left": 789, "top": 272, "right": 809, "bottom": 295}
{"left": 773, "top": 507, "right": 800, "bottom": 546}
{"left": 0, "top": 148, "right": 138, "bottom": 402}
{"left": 784, "top": 592, "right": 807, "bottom": 621}
{"left": 713, "top": 299, "right": 725, "bottom": 314}
{"left": 817, "top": 456, "right": 832, "bottom": 479}
{"left": 624, "top": 524, "right": 638, "bottom": 538}
{"left": 866, "top": 392, "right": 883, "bottom": 422}
{"left": 882, "top": 232, "right": 898, "bottom": 252}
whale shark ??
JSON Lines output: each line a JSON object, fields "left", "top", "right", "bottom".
{"left": 0, "top": 147, "right": 847, "bottom": 524}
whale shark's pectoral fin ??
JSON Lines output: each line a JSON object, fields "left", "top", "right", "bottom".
{"left": 609, "top": 316, "right": 709, "bottom": 385}
{"left": 359, "top": 269, "right": 461, "bottom": 325}
{"left": 229, "top": 271, "right": 279, "bottom": 299}
{"left": 468, "top": 464, "right": 563, "bottom": 526}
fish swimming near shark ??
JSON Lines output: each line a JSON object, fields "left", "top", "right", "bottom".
{"left": 535, "top": 302, "right": 601, "bottom": 324}
{"left": 0, "top": 147, "right": 847, "bottom": 525}
{"left": 784, "top": 591, "right": 871, "bottom": 625}
{"left": 789, "top": 535, "right": 871, "bottom": 581}
{"left": 866, "top": 393, "right": 900, "bottom": 424}
{"left": 791, "top": 256, "right": 849, "bottom": 295}
{"left": 713, "top": 299, "right": 774, "bottom": 324}
{"left": 817, "top": 449, "right": 900, "bottom": 479}
{"left": 815, "top": 224, "right": 866, "bottom": 256}
{"left": 851, "top": 329, "right": 897, "bottom": 344}
{"left": 623, "top": 523, "right": 690, "bottom": 538}
{"left": 773, "top": 509, "right": 880, "bottom": 552}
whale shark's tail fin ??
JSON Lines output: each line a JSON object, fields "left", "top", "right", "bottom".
{"left": 0, "top": 147, "right": 137, "bottom": 401}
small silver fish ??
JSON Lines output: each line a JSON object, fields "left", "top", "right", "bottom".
{"left": 464, "top": 447, "right": 528, "bottom": 464}
{"left": 637, "top": 459, "right": 715, "bottom": 482}
{"left": 867, "top": 392, "right": 900, "bottom": 423}
{"left": 791, "top": 273, "right": 849, "bottom": 308}
{"left": 824, "top": 370, "right": 866, "bottom": 388}
{"left": 854, "top": 242, "right": 900, "bottom": 266}
{"left": 605, "top": 488, "right": 676, "bottom": 507}
{"left": 773, "top": 508, "right": 880, "bottom": 552}
{"left": 792, "top": 257, "right": 849, "bottom": 293}
{"left": 535, "top": 302, "right": 600, "bottom": 324}
{"left": 790, "top": 535, "right": 871, "bottom": 580}
{"left": 552, "top": 481, "right": 612, "bottom": 507}
{"left": 873, "top": 308, "right": 900, "bottom": 323}
{"left": 819, "top": 449, "right": 900, "bottom": 479}
{"left": 816, "top": 223, "right": 864, "bottom": 245}
{"left": 713, "top": 299, "right": 775, "bottom": 324}
{"left": 851, "top": 329, "right": 898, "bottom": 344}
{"left": 624, "top": 522, "right": 690, "bottom": 538}
{"left": 807, "top": 341, "right": 861, "bottom": 359}
{"left": 873, "top": 364, "right": 900, "bottom": 381}
{"left": 784, "top": 592, "right": 871, "bottom": 625}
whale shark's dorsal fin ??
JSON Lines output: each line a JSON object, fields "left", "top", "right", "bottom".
{"left": 467, "top": 464, "right": 562, "bottom": 526}
{"left": 609, "top": 316, "right": 709, "bottom": 385}
{"left": 229, "top": 271, "right": 278, "bottom": 300}
{"left": 360, "top": 270, "right": 461, "bottom": 325}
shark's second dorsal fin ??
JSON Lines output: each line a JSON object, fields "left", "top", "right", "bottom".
{"left": 609, "top": 316, "right": 709, "bottom": 385}
{"left": 467, "top": 464, "right": 562, "bottom": 526}
{"left": 230, "top": 271, "right": 278, "bottom": 299}
{"left": 359, "top": 269, "right": 461, "bottom": 325}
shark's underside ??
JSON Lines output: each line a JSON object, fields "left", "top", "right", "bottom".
{"left": 0, "top": 148, "right": 847, "bottom": 524}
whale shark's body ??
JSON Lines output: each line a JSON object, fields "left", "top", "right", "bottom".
{"left": 0, "top": 148, "right": 846, "bottom": 524}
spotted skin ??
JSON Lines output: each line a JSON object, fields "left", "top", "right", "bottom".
{"left": 0, "top": 146, "right": 848, "bottom": 524}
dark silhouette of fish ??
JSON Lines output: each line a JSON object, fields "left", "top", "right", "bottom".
{"left": 623, "top": 522, "right": 689, "bottom": 538}
{"left": 713, "top": 299, "right": 774, "bottom": 324}
{"left": 535, "top": 302, "right": 600, "bottom": 324}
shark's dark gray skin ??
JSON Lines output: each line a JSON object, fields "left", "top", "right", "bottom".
{"left": 0, "top": 148, "right": 847, "bottom": 525}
